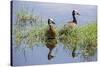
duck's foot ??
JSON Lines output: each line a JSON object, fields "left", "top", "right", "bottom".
{"left": 48, "top": 55, "right": 54, "bottom": 60}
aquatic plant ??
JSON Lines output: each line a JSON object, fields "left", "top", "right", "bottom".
{"left": 58, "top": 22, "right": 97, "bottom": 58}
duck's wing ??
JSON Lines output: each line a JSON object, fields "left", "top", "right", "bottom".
{"left": 67, "top": 21, "right": 77, "bottom": 28}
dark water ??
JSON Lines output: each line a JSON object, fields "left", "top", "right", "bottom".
{"left": 12, "top": 1, "right": 97, "bottom": 66}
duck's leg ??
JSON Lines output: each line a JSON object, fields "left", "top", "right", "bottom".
{"left": 48, "top": 48, "right": 54, "bottom": 60}
{"left": 72, "top": 46, "right": 77, "bottom": 58}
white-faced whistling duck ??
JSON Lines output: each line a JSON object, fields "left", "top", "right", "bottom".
{"left": 45, "top": 18, "right": 57, "bottom": 60}
{"left": 67, "top": 10, "right": 80, "bottom": 28}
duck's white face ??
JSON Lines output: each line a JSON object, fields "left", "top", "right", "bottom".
{"left": 49, "top": 18, "right": 53, "bottom": 22}
{"left": 49, "top": 18, "right": 55, "bottom": 24}
{"left": 48, "top": 18, "right": 56, "bottom": 29}
{"left": 75, "top": 10, "right": 80, "bottom": 16}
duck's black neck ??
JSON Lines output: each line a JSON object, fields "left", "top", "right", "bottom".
{"left": 72, "top": 14, "right": 77, "bottom": 24}
{"left": 72, "top": 11, "right": 77, "bottom": 24}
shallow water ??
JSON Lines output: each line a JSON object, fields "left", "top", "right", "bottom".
{"left": 12, "top": 43, "right": 97, "bottom": 66}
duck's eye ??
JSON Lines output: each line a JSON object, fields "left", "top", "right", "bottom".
{"left": 76, "top": 12, "right": 80, "bottom": 15}
{"left": 52, "top": 21, "right": 55, "bottom": 24}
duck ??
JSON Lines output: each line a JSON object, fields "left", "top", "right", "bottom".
{"left": 67, "top": 10, "right": 80, "bottom": 28}
{"left": 66, "top": 10, "right": 80, "bottom": 58}
{"left": 45, "top": 18, "right": 57, "bottom": 60}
